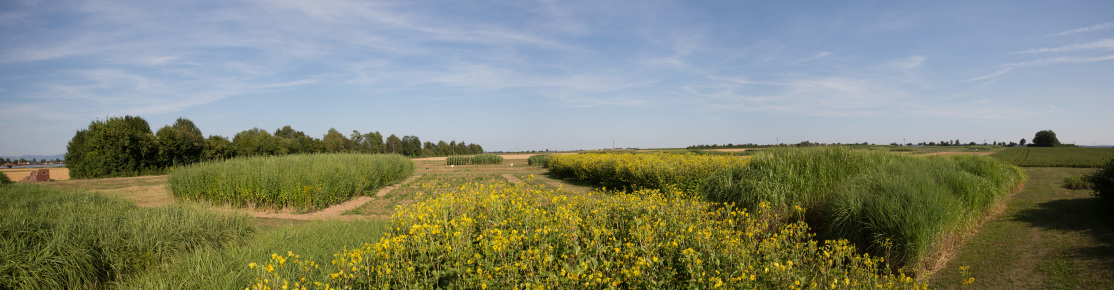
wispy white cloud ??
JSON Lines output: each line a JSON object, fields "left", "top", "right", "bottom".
{"left": 1047, "top": 22, "right": 1114, "bottom": 37}
{"left": 1009, "top": 39, "right": 1114, "bottom": 54}
{"left": 968, "top": 54, "right": 1114, "bottom": 82}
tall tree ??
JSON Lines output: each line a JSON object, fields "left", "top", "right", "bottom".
{"left": 385, "top": 134, "right": 403, "bottom": 154}
{"left": 323, "top": 128, "right": 351, "bottom": 153}
{"left": 401, "top": 135, "right": 422, "bottom": 157}
{"left": 205, "top": 135, "right": 234, "bottom": 160}
{"left": 362, "top": 131, "right": 384, "bottom": 154}
{"left": 1019, "top": 138, "right": 1027, "bottom": 147}
{"left": 65, "top": 115, "right": 159, "bottom": 179}
{"left": 233, "top": 128, "right": 278, "bottom": 156}
{"left": 1032, "top": 130, "right": 1060, "bottom": 147}
{"left": 155, "top": 118, "right": 205, "bottom": 166}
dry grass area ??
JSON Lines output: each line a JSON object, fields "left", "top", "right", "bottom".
{"left": 44, "top": 175, "right": 170, "bottom": 207}
{"left": 2, "top": 167, "right": 70, "bottom": 181}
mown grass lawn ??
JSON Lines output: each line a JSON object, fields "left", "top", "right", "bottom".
{"left": 930, "top": 167, "right": 1114, "bottom": 289}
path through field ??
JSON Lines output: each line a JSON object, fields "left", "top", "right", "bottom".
{"left": 930, "top": 167, "right": 1114, "bottom": 289}
{"left": 247, "top": 174, "right": 424, "bottom": 221}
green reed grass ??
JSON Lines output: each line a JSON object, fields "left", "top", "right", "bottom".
{"left": 123, "top": 220, "right": 389, "bottom": 290}
{"left": 445, "top": 154, "right": 503, "bottom": 165}
{"left": 700, "top": 147, "right": 1025, "bottom": 272}
{"left": 526, "top": 154, "right": 551, "bottom": 167}
{"left": 167, "top": 153, "right": 414, "bottom": 211}
{"left": 0, "top": 184, "right": 252, "bottom": 289}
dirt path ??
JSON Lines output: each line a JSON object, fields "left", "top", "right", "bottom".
{"left": 502, "top": 174, "right": 524, "bottom": 185}
{"left": 245, "top": 174, "right": 423, "bottom": 221}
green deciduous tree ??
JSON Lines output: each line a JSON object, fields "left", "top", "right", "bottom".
{"left": 1032, "top": 130, "right": 1060, "bottom": 147}
{"left": 205, "top": 135, "right": 234, "bottom": 160}
{"left": 323, "top": 128, "right": 352, "bottom": 153}
{"left": 65, "top": 116, "right": 160, "bottom": 179}
{"left": 155, "top": 118, "right": 206, "bottom": 167}
{"left": 385, "top": 134, "right": 403, "bottom": 154}
{"left": 233, "top": 128, "right": 279, "bottom": 156}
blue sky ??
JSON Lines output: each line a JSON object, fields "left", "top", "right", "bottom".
{"left": 2, "top": 0, "right": 1112, "bottom": 155}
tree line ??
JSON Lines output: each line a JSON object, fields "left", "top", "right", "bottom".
{"left": 65, "top": 116, "right": 484, "bottom": 179}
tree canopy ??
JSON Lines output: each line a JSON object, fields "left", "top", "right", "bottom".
{"left": 1031, "top": 130, "right": 1061, "bottom": 147}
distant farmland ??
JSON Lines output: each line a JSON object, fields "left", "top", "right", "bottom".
{"left": 991, "top": 147, "right": 1114, "bottom": 167}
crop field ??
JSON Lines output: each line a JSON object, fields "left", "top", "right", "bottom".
{"left": 991, "top": 147, "right": 1114, "bottom": 167}
{"left": 249, "top": 179, "right": 924, "bottom": 289}
{"left": 167, "top": 153, "right": 414, "bottom": 211}
{"left": 547, "top": 152, "right": 751, "bottom": 194}
{"left": 5, "top": 148, "right": 1111, "bottom": 289}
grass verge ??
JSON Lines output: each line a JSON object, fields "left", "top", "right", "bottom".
{"left": 0, "top": 184, "right": 252, "bottom": 289}
{"left": 929, "top": 167, "right": 1114, "bottom": 289}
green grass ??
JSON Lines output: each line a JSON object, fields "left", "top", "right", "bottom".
{"left": 0, "top": 184, "right": 252, "bottom": 289}
{"left": 167, "top": 153, "right": 414, "bottom": 211}
{"left": 445, "top": 154, "right": 504, "bottom": 165}
{"left": 991, "top": 147, "right": 1114, "bottom": 167}
{"left": 930, "top": 167, "right": 1114, "bottom": 289}
{"left": 124, "top": 220, "right": 390, "bottom": 289}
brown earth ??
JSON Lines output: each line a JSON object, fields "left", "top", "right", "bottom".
{"left": 2, "top": 167, "right": 70, "bottom": 181}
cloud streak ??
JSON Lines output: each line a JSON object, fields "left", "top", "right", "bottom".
{"left": 1047, "top": 22, "right": 1114, "bottom": 37}
{"left": 1009, "top": 39, "right": 1114, "bottom": 54}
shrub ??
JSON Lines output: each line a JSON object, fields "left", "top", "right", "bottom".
{"left": 527, "top": 154, "right": 551, "bottom": 167}
{"left": 1064, "top": 175, "right": 1093, "bottom": 190}
{"left": 1091, "top": 158, "right": 1114, "bottom": 206}
{"left": 0, "top": 173, "right": 12, "bottom": 185}
{"left": 250, "top": 180, "right": 922, "bottom": 289}
{"left": 167, "top": 153, "right": 414, "bottom": 211}
{"left": 0, "top": 184, "right": 252, "bottom": 288}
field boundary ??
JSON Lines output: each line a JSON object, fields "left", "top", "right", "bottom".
{"left": 238, "top": 174, "right": 423, "bottom": 221}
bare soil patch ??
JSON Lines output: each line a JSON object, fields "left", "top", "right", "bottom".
{"left": 2, "top": 167, "right": 70, "bottom": 181}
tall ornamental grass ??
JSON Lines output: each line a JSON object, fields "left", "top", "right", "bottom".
{"left": 527, "top": 154, "right": 551, "bottom": 167}
{"left": 700, "top": 147, "right": 1025, "bottom": 271}
{"left": 248, "top": 179, "right": 923, "bottom": 289}
{"left": 547, "top": 153, "right": 750, "bottom": 194}
{"left": 167, "top": 153, "right": 413, "bottom": 211}
{"left": 0, "top": 184, "right": 252, "bottom": 289}
{"left": 827, "top": 155, "right": 1024, "bottom": 269}
{"left": 445, "top": 154, "right": 504, "bottom": 165}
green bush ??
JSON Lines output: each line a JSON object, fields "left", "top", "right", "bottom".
{"left": 0, "top": 184, "right": 252, "bottom": 288}
{"left": 168, "top": 153, "right": 414, "bottom": 211}
{"left": 526, "top": 154, "right": 551, "bottom": 167}
{"left": 1091, "top": 158, "right": 1114, "bottom": 206}
{"left": 1064, "top": 175, "right": 1093, "bottom": 190}
{"left": 0, "top": 173, "right": 12, "bottom": 185}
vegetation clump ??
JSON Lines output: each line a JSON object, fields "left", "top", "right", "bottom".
{"left": 1063, "top": 175, "right": 1094, "bottom": 190}
{"left": 527, "top": 154, "right": 551, "bottom": 167}
{"left": 0, "top": 184, "right": 252, "bottom": 288}
{"left": 547, "top": 152, "right": 750, "bottom": 194}
{"left": 1091, "top": 158, "right": 1114, "bottom": 207}
{"left": 0, "top": 173, "right": 11, "bottom": 185}
{"left": 249, "top": 180, "right": 923, "bottom": 289}
{"left": 445, "top": 154, "right": 504, "bottom": 166}
{"left": 167, "top": 153, "right": 414, "bottom": 211}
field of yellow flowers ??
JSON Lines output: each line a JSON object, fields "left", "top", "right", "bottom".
{"left": 249, "top": 177, "right": 925, "bottom": 289}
